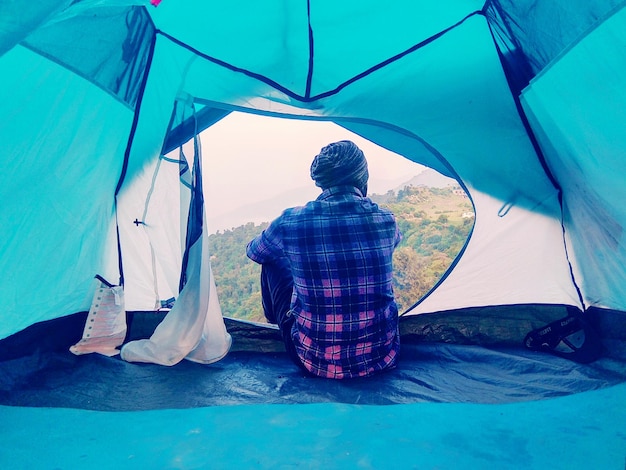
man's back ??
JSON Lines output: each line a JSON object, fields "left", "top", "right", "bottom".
{"left": 283, "top": 186, "right": 399, "bottom": 317}
{"left": 248, "top": 186, "right": 401, "bottom": 378}
{"left": 246, "top": 140, "right": 402, "bottom": 379}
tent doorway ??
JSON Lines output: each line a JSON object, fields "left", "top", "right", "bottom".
{"left": 196, "top": 111, "right": 473, "bottom": 323}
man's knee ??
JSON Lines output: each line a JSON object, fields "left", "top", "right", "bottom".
{"left": 260, "top": 258, "right": 293, "bottom": 326}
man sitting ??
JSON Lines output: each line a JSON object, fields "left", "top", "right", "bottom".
{"left": 246, "top": 140, "right": 402, "bottom": 379}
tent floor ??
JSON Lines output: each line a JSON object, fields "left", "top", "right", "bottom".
{"left": 2, "top": 340, "right": 626, "bottom": 410}
{"left": 1, "top": 315, "right": 626, "bottom": 409}
{"left": 1, "top": 317, "right": 626, "bottom": 467}
{"left": 1, "top": 321, "right": 626, "bottom": 409}
{"left": 1, "top": 383, "right": 625, "bottom": 469}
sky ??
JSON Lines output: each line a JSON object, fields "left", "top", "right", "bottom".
{"left": 200, "top": 112, "right": 425, "bottom": 232}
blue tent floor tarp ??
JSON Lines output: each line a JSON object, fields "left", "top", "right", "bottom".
{"left": 0, "top": 328, "right": 626, "bottom": 411}
{"left": 1, "top": 313, "right": 626, "bottom": 409}
{"left": 1, "top": 316, "right": 626, "bottom": 468}
{"left": 1, "top": 382, "right": 625, "bottom": 469}
{"left": 2, "top": 340, "right": 626, "bottom": 410}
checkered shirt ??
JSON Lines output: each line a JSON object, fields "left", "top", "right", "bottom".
{"left": 246, "top": 186, "right": 401, "bottom": 379}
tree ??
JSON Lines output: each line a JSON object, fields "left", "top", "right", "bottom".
{"left": 207, "top": 186, "right": 473, "bottom": 321}
{"left": 392, "top": 247, "right": 430, "bottom": 312}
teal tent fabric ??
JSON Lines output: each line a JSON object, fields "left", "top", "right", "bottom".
{"left": 1, "top": 1, "right": 626, "bottom": 467}
{"left": 2, "top": 0, "right": 626, "bottom": 337}
{"left": 521, "top": 5, "right": 626, "bottom": 310}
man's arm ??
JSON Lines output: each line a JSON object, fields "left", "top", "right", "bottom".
{"left": 394, "top": 221, "right": 403, "bottom": 248}
{"left": 246, "top": 217, "right": 285, "bottom": 264}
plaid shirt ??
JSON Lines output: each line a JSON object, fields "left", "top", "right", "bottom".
{"left": 247, "top": 186, "right": 401, "bottom": 379}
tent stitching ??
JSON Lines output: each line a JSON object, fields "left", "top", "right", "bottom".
{"left": 485, "top": 3, "right": 589, "bottom": 313}
{"left": 113, "top": 29, "right": 158, "bottom": 287}
{"left": 309, "top": 10, "right": 485, "bottom": 102}
{"left": 154, "top": 9, "right": 484, "bottom": 104}
{"left": 304, "top": 0, "right": 314, "bottom": 99}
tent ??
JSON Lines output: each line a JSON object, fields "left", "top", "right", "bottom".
{"left": 1, "top": 1, "right": 625, "bottom": 467}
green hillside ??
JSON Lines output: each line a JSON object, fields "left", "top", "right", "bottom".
{"left": 208, "top": 186, "right": 473, "bottom": 323}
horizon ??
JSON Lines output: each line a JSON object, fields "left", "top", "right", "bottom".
{"left": 201, "top": 112, "right": 427, "bottom": 232}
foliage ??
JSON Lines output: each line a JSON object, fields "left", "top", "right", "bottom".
{"left": 208, "top": 222, "right": 267, "bottom": 322}
{"left": 208, "top": 186, "right": 473, "bottom": 322}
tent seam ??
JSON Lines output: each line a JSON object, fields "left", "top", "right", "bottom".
{"left": 154, "top": 10, "right": 483, "bottom": 104}
{"left": 113, "top": 28, "right": 158, "bottom": 286}
{"left": 484, "top": 4, "right": 587, "bottom": 313}
{"left": 309, "top": 10, "right": 484, "bottom": 101}
{"left": 305, "top": 0, "right": 314, "bottom": 99}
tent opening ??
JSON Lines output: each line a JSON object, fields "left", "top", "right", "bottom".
{"left": 198, "top": 112, "right": 473, "bottom": 323}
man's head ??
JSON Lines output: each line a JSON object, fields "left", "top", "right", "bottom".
{"left": 310, "top": 140, "right": 369, "bottom": 195}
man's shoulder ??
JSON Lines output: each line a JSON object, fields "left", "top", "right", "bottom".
{"left": 273, "top": 204, "right": 316, "bottom": 227}
{"left": 279, "top": 192, "right": 395, "bottom": 219}
{"left": 281, "top": 203, "right": 310, "bottom": 217}
{"left": 370, "top": 200, "right": 395, "bottom": 216}
{"left": 358, "top": 197, "right": 394, "bottom": 216}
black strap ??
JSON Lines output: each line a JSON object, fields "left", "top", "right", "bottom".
{"left": 524, "top": 311, "right": 602, "bottom": 364}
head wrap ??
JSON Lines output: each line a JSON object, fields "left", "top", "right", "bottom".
{"left": 310, "top": 140, "right": 369, "bottom": 193}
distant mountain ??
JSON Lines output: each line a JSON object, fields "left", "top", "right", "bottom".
{"left": 207, "top": 168, "right": 457, "bottom": 233}
{"left": 207, "top": 185, "right": 320, "bottom": 233}
{"left": 395, "top": 168, "right": 457, "bottom": 191}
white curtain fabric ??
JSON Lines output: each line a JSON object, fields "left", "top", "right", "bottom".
{"left": 120, "top": 217, "right": 232, "bottom": 365}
